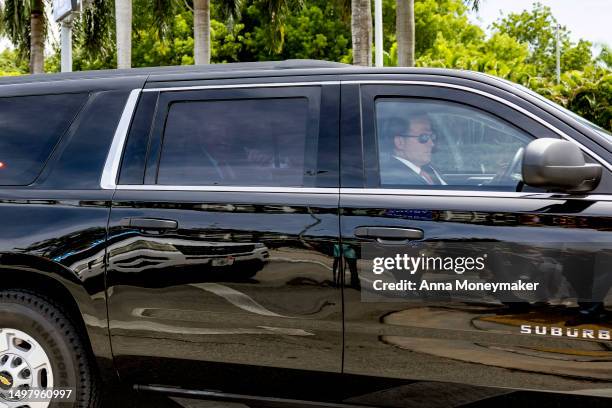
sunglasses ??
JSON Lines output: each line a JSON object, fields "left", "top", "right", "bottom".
{"left": 398, "top": 132, "right": 437, "bottom": 144}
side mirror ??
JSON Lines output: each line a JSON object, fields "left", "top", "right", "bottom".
{"left": 522, "top": 138, "right": 602, "bottom": 193}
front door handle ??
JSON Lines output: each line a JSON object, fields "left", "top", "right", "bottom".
{"left": 354, "top": 226, "right": 424, "bottom": 243}
{"left": 121, "top": 218, "right": 178, "bottom": 230}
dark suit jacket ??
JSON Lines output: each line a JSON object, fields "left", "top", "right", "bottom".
{"left": 380, "top": 156, "right": 444, "bottom": 186}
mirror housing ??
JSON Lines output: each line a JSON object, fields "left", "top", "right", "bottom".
{"left": 522, "top": 138, "right": 602, "bottom": 193}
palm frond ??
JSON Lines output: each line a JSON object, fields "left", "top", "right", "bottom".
{"left": 1, "top": 0, "right": 33, "bottom": 60}
{"left": 218, "top": 0, "right": 242, "bottom": 22}
{"left": 151, "top": 0, "right": 177, "bottom": 39}
{"left": 466, "top": 0, "right": 482, "bottom": 12}
{"left": 76, "top": 0, "right": 114, "bottom": 59}
{"left": 261, "top": 0, "right": 304, "bottom": 53}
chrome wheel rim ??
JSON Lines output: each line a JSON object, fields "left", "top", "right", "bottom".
{"left": 0, "top": 328, "right": 53, "bottom": 408}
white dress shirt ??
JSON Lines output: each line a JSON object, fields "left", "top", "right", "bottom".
{"left": 392, "top": 156, "right": 447, "bottom": 185}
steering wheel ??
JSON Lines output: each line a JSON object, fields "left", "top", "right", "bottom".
{"left": 490, "top": 147, "right": 524, "bottom": 186}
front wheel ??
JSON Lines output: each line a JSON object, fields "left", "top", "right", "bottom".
{"left": 0, "top": 290, "right": 100, "bottom": 408}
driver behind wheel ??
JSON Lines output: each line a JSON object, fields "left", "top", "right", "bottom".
{"left": 381, "top": 114, "right": 447, "bottom": 186}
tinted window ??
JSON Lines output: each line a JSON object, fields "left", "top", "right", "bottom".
{"left": 41, "top": 91, "right": 131, "bottom": 189}
{"left": 119, "top": 92, "right": 158, "bottom": 185}
{"left": 376, "top": 99, "right": 533, "bottom": 190}
{"left": 0, "top": 93, "right": 87, "bottom": 185}
{"left": 157, "top": 98, "right": 310, "bottom": 186}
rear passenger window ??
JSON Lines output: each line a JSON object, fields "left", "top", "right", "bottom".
{"left": 0, "top": 93, "right": 87, "bottom": 185}
{"left": 157, "top": 98, "right": 311, "bottom": 186}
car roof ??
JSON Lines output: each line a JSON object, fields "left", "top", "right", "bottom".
{"left": 0, "top": 60, "right": 345, "bottom": 85}
{"left": 0, "top": 59, "right": 507, "bottom": 88}
{"left": 0, "top": 58, "right": 573, "bottom": 133}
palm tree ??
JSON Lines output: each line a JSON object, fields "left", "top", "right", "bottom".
{"left": 0, "top": 0, "right": 46, "bottom": 74}
{"left": 396, "top": 0, "right": 414, "bottom": 67}
{"left": 192, "top": 0, "right": 298, "bottom": 64}
{"left": 29, "top": 0, "right": 44, "bottom": 73}
{"left": 396, "top": 0, "right": 482, "bottom": 67}
{"left": 78, "top": 0, "right": 115, "bottom": 60}
{"left": 352, "top": 0, "right": 372, "bottom": 66}
{"left": 193, "top": 0, "right": 210, "bottom": 64}
{"left": 111, "top": 0, "right": 300, "bottom": 68}
{"left": 115, "top": 0, "right": 132, "bottom": 68}
{"left": 115, "top": 0, "right": 178, "bottom": 68}
{"left": 0, "top": 0, "right": 110, "bottom": 73}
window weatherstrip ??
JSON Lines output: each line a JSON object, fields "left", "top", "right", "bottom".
{"left": 142, "top": 81, "right": 340, "bottom": 93}
{"left": 102, "top": 80, "right": 611, "bottom": 190}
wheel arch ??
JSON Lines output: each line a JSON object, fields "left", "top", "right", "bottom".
{"left": 0, "top": 253, "right": 117, "bottom": 383}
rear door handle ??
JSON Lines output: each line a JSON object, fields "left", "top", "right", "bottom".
{"left": 354, "top": 227, "right": 423, "bottom": 243}
{"left": 121, "top": 218, "right": 178, "bottom": 230}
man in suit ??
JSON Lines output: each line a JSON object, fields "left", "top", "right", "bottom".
{"left": 380, "top": 114, "right": 446, "bottom": 186}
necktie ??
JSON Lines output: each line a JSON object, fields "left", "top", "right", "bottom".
{"left": 420, "top": 168, "right": 435, "bottom": 185}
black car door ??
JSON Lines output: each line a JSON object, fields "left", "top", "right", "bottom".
{"left": 340, "top": 80, "right": 612, "bottom": 403}
{"left": 106, "top": 82, "right": 343, "bottom": 395}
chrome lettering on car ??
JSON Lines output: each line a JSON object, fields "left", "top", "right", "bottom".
{"left": 520, "top": 325, "right": 611, "bottom": 340}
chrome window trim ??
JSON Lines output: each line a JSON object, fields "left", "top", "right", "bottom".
{"left": 116, "top": 185, "right": 339, "bottom": 194}
{"left": 101, "top": 79, "right": 612, "bottom": 191}
{"left": 341, "top": 188, "right": 612, "bottom": 202}
{"left": 347, "top": 80, "right": 612, "bottom": 172}
{"left": 110, "top": 185, "right": 612, "bottom": 202}
{"left": 143, "top": 81, "right": 340, "bottom": 93}
{"left": 340, "top": 188, "right": 560, "bottom": 199}
{"left": 100, "top": 89, "right": 142, "bottom": 189}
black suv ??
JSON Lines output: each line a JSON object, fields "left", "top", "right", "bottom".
{"left": 0, "top": 60, "right": 611, "bottom": 408}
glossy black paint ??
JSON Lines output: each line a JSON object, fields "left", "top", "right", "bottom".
{"left": 106, "top": 191, "right": 343, "bottom": 388}
{"left": 0, "top": 190, "right": 114, "bottom": 374}
{"left": 340, "top": 80, "right": 612, "bottom": 403}
{"left": 106, "top": 81, "right": 343, "bottom": 388}
{"left": 1, "top": 64, "right": 611, "bottom": 405}
{"left": 0, "top": 79, "right": 142, "bottom": 383}
{"left": 341, "top": 195, "right": 612, "bottom": 394}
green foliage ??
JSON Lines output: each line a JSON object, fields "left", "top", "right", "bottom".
{"left": 273, "top": 2, "right": 350, "bottom": 61}
{"left": 75, "top": 0, "right": 115, "bottom": 61}
{"left": 529, "top": 66, "right": 612, "bottom": 130}
{"left": 235, "top": 0, "right": 306, "bottom": 57}
{"left": 0, "top": 48, "right": 28, "bottom": 75}
{"left": 236, "top": 0, "right": 350, "bottom": 61}
{"left": 414, "top": 0, "right": 483, "bottom": 58}
{"left": 1, "top": 0, "right": 610, "bottom": 130}
{"left": 130, "top": 6, "right": 246, "bottom": 66}
{"left": 392, "top": 0, "right": 610, "bottom": 130}
{"left": 132, "top": 11, "right": 195, "bottom": 67}
{"left": 416, "top": 32, "right": 536, "bottom": 83}
{"left": 492, "top": 2, "right": 593, "bottom": 77}
{"left": 0, "top": 0, "right": 40, "bottom": 61}
{"left": 599, "top": 45, "right": 612, "bottom": 69}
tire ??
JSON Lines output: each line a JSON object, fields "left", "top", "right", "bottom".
{"left": 0, "top": 289, "right": 100, "bottom": 408}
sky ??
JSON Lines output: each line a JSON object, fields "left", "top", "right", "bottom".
{"left": 1, "top": 0, "right": 611, "bottom": 52}
{"left": 468, "top": 0, "right": 612, "bottom": 48}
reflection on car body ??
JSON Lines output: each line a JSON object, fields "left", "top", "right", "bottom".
{"left": 108, "top": 235, "right": 268, "bottom": 276}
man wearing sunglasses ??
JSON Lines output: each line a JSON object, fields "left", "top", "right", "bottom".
{"left": 381, "top": 114, "right": 446, "bottom": 186}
